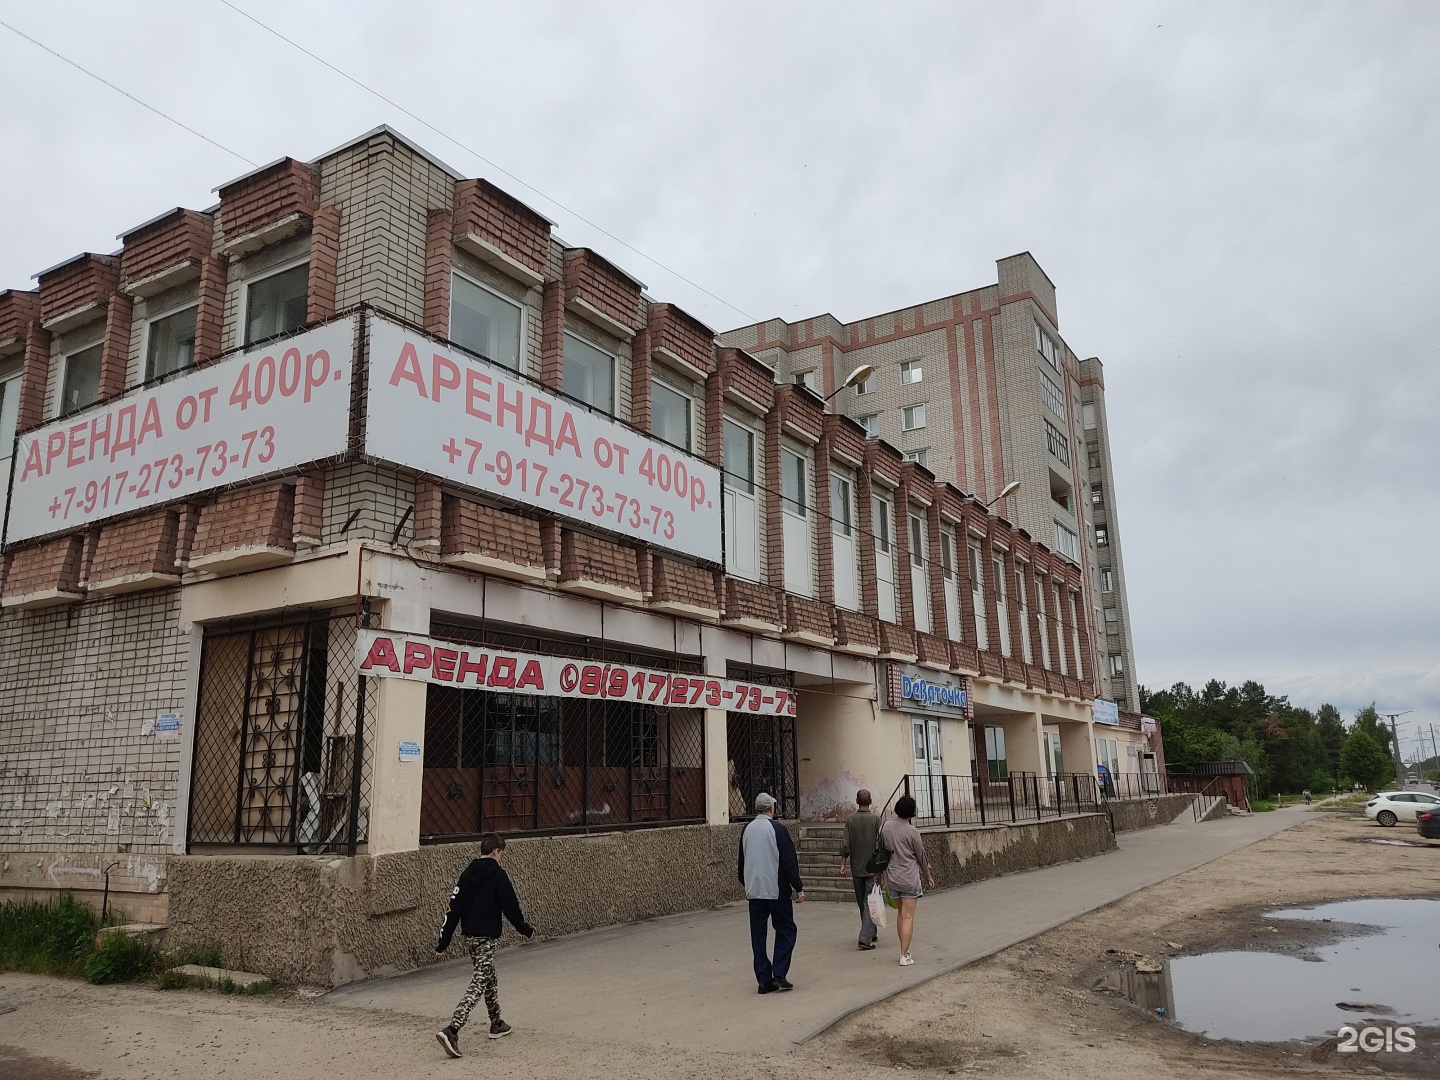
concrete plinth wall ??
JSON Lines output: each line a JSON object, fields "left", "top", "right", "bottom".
{"left": 922, "top": 813, "right": 1115, "bottom": 890}
{"left": 168, "top": 823, "right": 765, "bottom": 987}
{"left": 1104, "top": 793, "right": 1193, "bottom": 832}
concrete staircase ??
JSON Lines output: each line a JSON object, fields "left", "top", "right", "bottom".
{"left": 795, "top": 823, "right": 856, "bottom": 903}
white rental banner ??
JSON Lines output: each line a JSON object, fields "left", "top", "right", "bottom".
{"left": 364, "top": 315, "right": 723, "bottom": 564}
{"left": 357, "top": 629, "right": 797, "bottom": 717}
{"left": 5, "top": 317, "right": 357, "bottom": 544}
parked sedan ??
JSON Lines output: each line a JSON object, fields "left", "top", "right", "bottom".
{"left": 1417, "top": 806, "right": 1440, "bottom": 840}
{"left": 1365, "top": 791, "right": 1440, "bottom": 827}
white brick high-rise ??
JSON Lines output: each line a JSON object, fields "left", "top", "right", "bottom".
{"left": 720, "top": 252, "right": 1141, "bottom": 711}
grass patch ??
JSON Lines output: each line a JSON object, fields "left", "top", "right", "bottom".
{"left": 85, "top": 928, "right": 161, "bottom": 984}
{"left": 166, "top": 940, "right": 226, "bottom": 970}
{"left": 1250, "top": 799, "right": 1276, "bottom": 812}
{"left": 0, "top": 894, "right": 100, "bottom": 977}
{"left": 155, "top": 968, "right": 274, "bottom": 995}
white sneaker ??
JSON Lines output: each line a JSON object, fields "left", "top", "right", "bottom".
{"left": 899, "top": 953, "right": 915, "bottom": 966}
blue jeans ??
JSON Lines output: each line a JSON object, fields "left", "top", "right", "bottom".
{"left": 748, "top": 898, "right": 797, "bottom": 986}
{"left": 852, "top": 875, "right": 877, "bottom": 944}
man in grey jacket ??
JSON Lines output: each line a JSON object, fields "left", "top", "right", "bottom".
{"left": 837, "top": 788, "right": 880, "bottom": 949}
{"left": 737, "top": 792, "right": 805, "bottom": 993}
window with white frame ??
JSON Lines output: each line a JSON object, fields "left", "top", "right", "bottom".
{"left": 1090, "top": 484, "right": 1104, "bottom": 506}
{"left": 1034, "top": 323, "right": 1060, "bottom": 369}
{"left": 873, "top": 494, "right": 897, "bottom": 623}
{"left": 794, "top": 370, "right": 820, "bottom": 393}
{"left": 901, "top": 403, "right": 926, "bottom": 431}
{"left": 1043, "top": 418, "right": 1070, "bottom": 464}
{"left": 909, "top": 512, "right": 931, "bottom": 633}
{"left": 940, "top": 530, "right": 961, "bottom": 641}
{"left": 651, "top": 378, "right": 691, "bottom": 451}
{"left": 563, "top": 333, "right": 615, "bottom": 415}
{"left": 1082, "top": 402, "right": 1097, "bottom": 429}
{"left": 1035, "top": 577, "right": 1052, "bottom": 668}
{"left": 60, "top": 343, "right": 102, "bottom": 416}
{"left": 968, "top": 541, "right": 988, "bottom": 650}
{"left": 900, "top": 359, "right": 923, "bottom": 384}
{"left": 145, "top": 305, "right": 197, "bottom": 382}
{"left": 723, "top": 418, "right": 759, "bottom": 581}
{"left": 0, "top": 371, "right": 19, "bottom": 527}
{"left": 1108, "top": 654, "right": 1124, "bottom": 676}
{"left": 902, "top": 448, "right": 929, "bottom": 469}
{"left": 450, "top": 273, "right": 522, "bottom": 370}
{"left": 993, "top": 555, "right": 1011, "bottom": 657}
{"left": 1095, "top": 525, "right": 1109, "bottom": 547}
{"left": 1054, "top": 583, "right": 1069, "bottom": 675}
{"left": 781, "top": 448, "right": 812, "bottom": 596}
{"left": 1039, "top": 371, "right": 1066, "bottom": 419}
{"left": 1069, "top": 593, "right": 1083, "bottom": 677}
{"left": 1015, "top": 567, "right": 1032, "bottom": 664}
{"left": 853, "top": 371, "right": 874, "bottom": 395}
{"left": 831, "top": 472, "right": 859, "bottom": 611}
{"left": 1054, "top": 522, "right": 1079, "bottom": 561}
{"left": 244, "top": 262, "right": 308, "bottom": 346}
{"left": 858, "top": 413, "right": 880, "bottom": 438}
{"left": 1100, "top": 568, "right": 1114, "bottom": 593}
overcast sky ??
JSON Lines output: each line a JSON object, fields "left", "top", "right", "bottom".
{"left": 2, "top": 1, "right": 1436, "bottom": 757}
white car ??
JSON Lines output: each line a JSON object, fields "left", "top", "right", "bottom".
{"left": 1365, "top": 790, "right": 1440, "bottom": 826}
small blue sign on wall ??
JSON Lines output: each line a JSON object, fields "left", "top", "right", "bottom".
{"left": 398, "top": 740, "right": 422, "bottom": 763}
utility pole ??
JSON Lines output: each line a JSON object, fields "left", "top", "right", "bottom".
{"left": 1378, "top": 710, "right": 1412, "bottom": 789}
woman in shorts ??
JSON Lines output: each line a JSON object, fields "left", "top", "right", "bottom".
{"left": 880, "top": 794, "right": 935, "bottom": 966}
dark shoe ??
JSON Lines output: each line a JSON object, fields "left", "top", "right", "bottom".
{"left": 488, "top": 1019, "right": 512, "bottom": 1040}
{"left": 774, "top": 977, "right": 794, "bottom": 991}
{"left": 758, "top": 982, "right": 777, "bottom": 994}
{"left": 436, "top": 1026, "right": 461, "bottom": 1058}
{"left": 858, "top": 940, "right": 877, "bottom": 950}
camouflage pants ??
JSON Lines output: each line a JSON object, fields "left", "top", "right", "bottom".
{"left": 449, "top": 936, "right": 501, "bottom": 1030}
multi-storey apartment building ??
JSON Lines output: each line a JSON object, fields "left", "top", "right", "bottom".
{"left": 720, "top": 256, "right": 1142, "bottom": 720}
{"left": 0, "top": 127, "right": 1120, "bottom": 982}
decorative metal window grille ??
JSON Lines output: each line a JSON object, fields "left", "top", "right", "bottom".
{"left": 188, "top": 612, "right": 373, "bottom": 854}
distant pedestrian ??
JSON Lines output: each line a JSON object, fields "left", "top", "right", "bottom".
{"left": 837, "top": 788, "right": 880, "bottom": 950}
{"left": 880, "top": 794, "right": 935, "bottom": 967}
{"left": 434, "top": 833, "right": 535, "bottom": 1057}
{"left": 738, "top": 792, "right": 805, "bottom": 993}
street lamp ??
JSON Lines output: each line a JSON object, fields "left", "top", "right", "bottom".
{"left": 983, "top": 480, "right": 1021, "bottom": 509}
{"left": 823, "top": 364, "right": 875, "bottom": 402}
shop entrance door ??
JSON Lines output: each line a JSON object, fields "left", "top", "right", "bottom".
{"left": 912, "top": 717, "right": 943, "bottom": 818}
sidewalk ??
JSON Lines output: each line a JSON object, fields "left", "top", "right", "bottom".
{"left": 324, "top": 806, "right": 1306, "bottom": 1055}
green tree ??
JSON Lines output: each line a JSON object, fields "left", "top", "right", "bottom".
{"left": 1315, "top": 704, "right": 1345, "bottom": 781}
{"left": 1339, "top": 728, "right": 1393, "bottom": 791}
{"left": 1351, "top": 705, "right": 1394, "bottom": 758}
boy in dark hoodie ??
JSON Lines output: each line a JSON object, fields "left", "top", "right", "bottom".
{"left": 434, "top": 833, "right": 535, "bottom": 1057}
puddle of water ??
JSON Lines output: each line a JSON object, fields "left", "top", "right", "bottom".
{"left": 1159, "top": 898, "right": 1440, "bottom": 1042}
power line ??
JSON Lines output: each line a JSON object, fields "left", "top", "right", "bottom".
{"left": 214, "top": 0, "right": 759, "bottom": 324}
{"left": 0, "top": 17, "right": 255, "bottom": 167}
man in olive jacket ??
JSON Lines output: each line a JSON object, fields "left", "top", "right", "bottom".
{"left": 434, "top": 833, "right": 534, "bottom": 1057}
{"left": 838, "top": 788, "right": 880, "bottom": 949}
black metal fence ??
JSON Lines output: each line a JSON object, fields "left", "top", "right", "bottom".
{"left": 419, "top": 624, "right": 706, "bottom": 841}
{"left": 1099, "top": 770, "right": 1167, "bottom": 800}
{"left": 888, "top": 771, "right": 1103, "bottom": 828}
{"left": 188, "top": 612, "right": 373, "bottom": 854}
{"left": 727, "top": 712, "right": 799, "bottom": 820}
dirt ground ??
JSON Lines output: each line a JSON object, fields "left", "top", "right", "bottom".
{"left": 1, "top": 810, "right": 1437, "bottom": 1080}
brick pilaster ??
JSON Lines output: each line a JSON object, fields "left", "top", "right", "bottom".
{"left": 980, "top": 535, "right": 1004, "bottom": 658}
{"left": 539, "top": 280, "right": 565, "bottom": 391}
{"left": 423, "top": 208, "right": 453, "bottom": 336}
{"left": 763, "top": 403, "right": 783, "bottom": 591}
{"left": 1045, "top": 578, "right": 1065, "bottom": 675}
{"left": 630, "top": 323, "right": 653, "bottom": 433}
{"left": 539, "top": 517, "right": 562, "bottom": 577}
{"left": 856, "top": 468, "right": 878, "bottom": 619}
{"left": 307, "top": 206, "right": 342, "bottom": 322}
{"left": 16, "top": 322, "right": 52, "bottom": 433}
{"left": 1003, "top": 549, "right": 1026, "bottom": 664}
{"left": 413, "top": 476, "right": 442, "bottom": 551}
{"left": 98, "top": 294, "right": 132, "bottom": 398}
{"left": 813, "top": 434, "right": 835, "bottom": 606}
{"left": 893, "top": 485, "right": 916, "bottom": 631}
{"left": 927, "top": 504, "right": 948, "bottom": 640}
{"left": 1021, "top": 561, "right": 1044, "bottom": 669}
{"left": 194, "top": 254, "right": 228, "bottom": 366}
{"left": 1074, "top": 587, "right": 1096, "bottom": 689}
{"left": 294, "top": 470, "right": 325, "bottom": 546}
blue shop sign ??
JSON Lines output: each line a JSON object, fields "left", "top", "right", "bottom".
{"left": 887, "top": 664, "right": 970, "bottom": 716}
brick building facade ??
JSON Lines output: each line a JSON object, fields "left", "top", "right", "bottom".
{"left": 0, "top": 127, "right": 1139, "bottom": 969}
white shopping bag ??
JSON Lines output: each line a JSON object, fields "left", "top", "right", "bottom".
{"left": 867, "top": 881, "right": 887, "bottom": 929}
